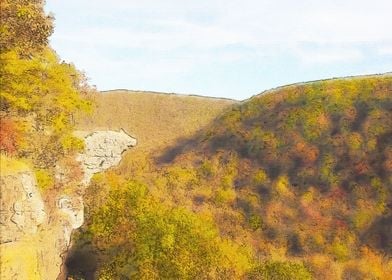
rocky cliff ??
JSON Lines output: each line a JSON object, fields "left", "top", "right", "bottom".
{"left": 0, "top": 129, "right": 136, "bottom": 280}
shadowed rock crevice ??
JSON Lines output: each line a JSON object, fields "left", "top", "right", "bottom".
{"left": 0, "top": 129, "right": 136, "bottom": 280}
{"left": 65, "top": 243, "right": 98, "bottom": 280}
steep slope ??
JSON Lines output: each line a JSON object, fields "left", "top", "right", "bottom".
{"left": 76, "top": 90, "right": 237, "bottom": 152}
{"left": 71, "top": 74, "right": 392, "bottom": 279}
{"left": 0, "top": 131, "right": 136, "bottom": 280}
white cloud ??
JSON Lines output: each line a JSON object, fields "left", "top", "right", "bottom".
{"left": 46, "top": 0, "right": 392, "bottom": 97}
{"left": 49, "top": 0, "right": 392, "bottom": 48}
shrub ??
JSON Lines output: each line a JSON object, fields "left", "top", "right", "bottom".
{"left": 253, "top": 169, "right": 268, "bottom": 185}
{"left": 35, "top": 168, "right": 54, "bottom": 192}
{"left": 248, "top": 261, "right": 313, "bottom": 280}
{"left": 0, "top": 118, "right": 22, "bottom": 155}
{"left": 249, "top": 214, "right": 262, "bottom": 231}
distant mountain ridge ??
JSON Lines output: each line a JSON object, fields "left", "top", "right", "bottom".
{"left": 76, "top": 89, "right": 237, "bottom": 153}
{"left": 70, "top": 74, "right": 392, "bottom": 279}
{"left": 101, "top": 89, "right": 239, "bottom": 102}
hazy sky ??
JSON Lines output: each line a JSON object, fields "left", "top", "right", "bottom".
{"left": 46, "top": 0, "right": 392, "bottom": 100}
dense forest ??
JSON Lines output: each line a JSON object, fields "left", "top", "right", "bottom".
{"left": 68, "top": 75, "right": 392, "bottom": 280}
{"left": 1, "top": 1, "right": 392, "bottom": 280}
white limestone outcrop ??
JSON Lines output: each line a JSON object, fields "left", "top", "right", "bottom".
{"left": 0, "top": 129, "right": 136, "bottom": 280}
{"left": 0, "top": 171, "right": 46, "bottom": 243}
{"left": 58, "top": 196, "right": 84, "bottom": 230}
{"left": 77, "top": 129, "right": 137, "bottom": 185}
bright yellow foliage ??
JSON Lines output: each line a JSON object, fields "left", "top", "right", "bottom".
{"left": 0, "top": 155, "right": 30, "bottom": 176}
{"left": 0, "top": 240, "right": 41, "bottom": 280}
{"left": 35, "top": 168, "right": 54, "bottom": 191}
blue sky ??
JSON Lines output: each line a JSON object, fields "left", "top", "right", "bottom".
{"left": 46, "top": 0, "right": 392, "bottom": 100}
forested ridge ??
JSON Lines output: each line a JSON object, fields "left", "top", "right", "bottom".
{"left": 1, "top": 1, "right": 392, "bottom": 280}
{"left": 70, "top": 75, "right": 392, "bottom": 279}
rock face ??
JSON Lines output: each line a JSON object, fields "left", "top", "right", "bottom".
{"left": 0, "top": 129, "right": 136, "bottom": 280}
{"left": 0, "top": 172, "right": 46, "bottom": 243}
{"left": 57, "top": 196, "right": 84, "bottom": 230}
{"left": 0, "top": 167, "right": 61, "bottom": 280}
{"left": 77, "top": 129, "right": 137, "bottom": 185}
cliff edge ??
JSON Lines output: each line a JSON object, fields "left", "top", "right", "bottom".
{"left": 0, "top": 129, "right": 136, "bottom": 280}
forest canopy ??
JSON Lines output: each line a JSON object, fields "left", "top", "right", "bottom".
{"left": 76, "top": 75, "right": 392, "bottom": 279}
{"left": 1, "top": 1, "right": 392, "bottom": 280}
{"left": 0, "top": 0, "right": 92, "bottom": 168}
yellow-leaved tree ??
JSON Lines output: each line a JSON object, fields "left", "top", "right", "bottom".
{"left": 0, "top": 0, "right": 93, "bottom": 184}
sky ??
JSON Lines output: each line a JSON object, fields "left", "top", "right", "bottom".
{"left": 46, "top": 0, "right": 392, "bottom": 100}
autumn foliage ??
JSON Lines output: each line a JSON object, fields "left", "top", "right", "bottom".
{"left": 1, "top": 0, "right": 92, "bottom": 189}
{"left": 3, "top": 1, "right": 391, "bottom": 279}
{"left": 0, "top": 118, "right": 21, "bottom": 155}
{"left": 73, "top": 75, "right": 392, "bottom": 279}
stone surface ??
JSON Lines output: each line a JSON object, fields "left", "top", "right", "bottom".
{"left": 0, "top": 171, "right": 46, "bottom": 243}
{"left": 58, "top": 196, "right": 84, "bottom": 230}
{"left": 77, "top": 129, "right": 137, "bottom": 185}
{"left": 0, "top": 168, "right": 58, "bottom": 280}
{"left": 0, "top": 129, "right": 136, "bottom": 280}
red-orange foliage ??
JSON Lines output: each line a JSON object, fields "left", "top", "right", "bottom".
{"left": 385, "top": 159, "right": 392, "bottom": 172}
{"left": 0, "top": 118, "right": 21, "bottom": 155}
{"left": 327, "top": 188, "right": 347, "bottom": 201}
{"left": 293, "top": 140, "right": 319, "bottom": 165}
{"left": 354, "top": 159, "right": 371, "bottom": 175}
{"left": 302, "top": 204, "right": 323, "bottom": 224}
{"left": 334, "top": 219, "right": 348, "bottom": 230}
{"left": 384, "top": 148, "right": 392, "bottom": 172}
{"left": 316, "top": 112, "right": 331, "bottom": 130}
